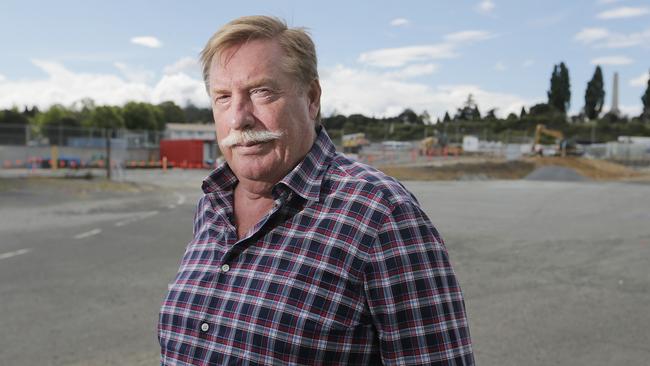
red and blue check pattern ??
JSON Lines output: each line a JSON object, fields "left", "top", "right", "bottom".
{"left": 159, "top": 129, "right": 474, "bottom": 365}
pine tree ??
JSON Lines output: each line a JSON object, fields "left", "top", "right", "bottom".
{"left": 472, "top": 106, "right": 481, "bottom": 121}
{"left": 548, "top": 62, "right": 571, "bottom": 114}
{"left": 584, "top": 66, "right": 605, "bottom": 120}
{"left": 520, "top": 106, "right": 527, "bottom": 118}
{"left": 443, "top": 111, "right": 451, "bottom": 122}
{"left": 642, "top": 70, "right": 650, "bottom": 120}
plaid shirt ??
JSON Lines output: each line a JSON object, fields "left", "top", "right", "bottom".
{"left": 159, "top": 129, "right": 474, "bottom": 365}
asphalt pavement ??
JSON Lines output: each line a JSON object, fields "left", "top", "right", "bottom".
{"left": 1, "top": 170, "right": 649, "bottom": 365}
{"left": 0, "top": 173, "right": 203, "bottom": 365}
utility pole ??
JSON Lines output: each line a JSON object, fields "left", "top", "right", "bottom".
{"left": 105, "top": 129, "right": 111, "bottom": 180}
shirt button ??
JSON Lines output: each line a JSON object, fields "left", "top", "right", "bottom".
{"left": 220, "top": 264, "right": 230, "bottom": 273}
{"left": 200, "top": 322, "right": 209, "bottom": 332}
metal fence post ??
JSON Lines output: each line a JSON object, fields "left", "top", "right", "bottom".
{"left": 105, "top": 128, "right": 111, "bottom": 180}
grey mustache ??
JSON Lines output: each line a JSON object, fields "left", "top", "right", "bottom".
{"left": 220, "top": 130, "right": 283, "bottom": 148}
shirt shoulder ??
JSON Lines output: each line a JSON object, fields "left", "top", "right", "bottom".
{"left": 323, "top": 152, "right": 420, "bottom": 212}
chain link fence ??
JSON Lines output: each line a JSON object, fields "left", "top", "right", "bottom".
{"left": 0, "top": 124, "right": 162, "bottom": 174}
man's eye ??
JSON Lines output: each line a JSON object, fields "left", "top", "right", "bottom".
{"left": 215, "top": 95, "right": 230, "bottom": 103}
{"left": 252, "top": 88, "right": 272, "bottom": 97}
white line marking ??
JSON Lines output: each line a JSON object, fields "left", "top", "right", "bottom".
{"left": 0, "top": 248, "right": 33, "bottom": 260}
{"left": 74, "top": 228, "right": 102, "bottom": 239}
{"left": 114, "top": 210, "right": 159, "bottom": 227}
{"left": 174, "top": 192, "right": 186, "bottom": 206}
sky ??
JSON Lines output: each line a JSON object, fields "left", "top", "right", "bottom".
{"left": 1, "top": 0, "right": 649, "bottom": 120}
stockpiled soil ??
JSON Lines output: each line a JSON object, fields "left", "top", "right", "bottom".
{"left": 379, "top": 157, "right": 648, "bottom": 181}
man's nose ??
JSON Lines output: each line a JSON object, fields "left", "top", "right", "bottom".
{"left": 229, "top": 95, "right": 255, "bottom": 130}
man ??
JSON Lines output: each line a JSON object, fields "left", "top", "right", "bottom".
{"left": 159, "top": 16, "right": 474, "bottom": 365}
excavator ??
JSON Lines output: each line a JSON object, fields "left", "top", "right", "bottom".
{"left": 532, "top": 124, "right": 576, "bottom": 157}
{"left": 419, "top": 136, "right": 462, "bottom": 156}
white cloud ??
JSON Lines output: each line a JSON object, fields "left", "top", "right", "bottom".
{"left": 358, "top": 44, "right": 457, "bottom": 68}
{"left": 164, "top": 56, "right": 200, "bottom": 76}
{"left": 113, "top": 62, "right": 155, "bottom": 84}
{"left": 522, "top": 59, "right": 535, "bottom": 68}
{"left": 0, "top": 74, "right": 5, "bottom": 82}
{"left": 130, "top": 36, "right": 163, "bottom": 48}
{"left": 384, "top": 63, "right": 438, "bottom": 79}
{"left": 476, "top": 0, "right": 495, "bottom": 14}
{"left": 590, "top": 56, "right": 634, "bottom": 65}
{"left": 0, "top": 60, "right": 209, "bottom": 110}
{"left": 151, "top": 73, "right": 208, "bottom": 106}
{"left": 574, "top": 28, "right": 610, "bottom": 43}
{"left": 629, "top": 72, "right": 650, "bottom": 87}
{"left": 494, "top": 62, "right": 506, "bottom": 71}
{"left": 618, "top": 104, "right": 642, "bottom": 117}
{"left": 443, "top": 30, "right": 495, "bottom": 43}
{"left": 575, "top": 27, "right": 650, "bottom": 48}
{"left": 390, "top": 18, "right": 409, "bottom": 27}
{"left": 359, "top": 30, "right": 494, "bottom": 68}
{"left": 320, "top": 64, "right": 530, "bottom": 118}
{"left": 596, "top": 6, "right": 650, "bottom": 19}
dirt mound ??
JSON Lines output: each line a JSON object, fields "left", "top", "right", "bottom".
{"left": 379, "top": 160, "right": 536, "bottom": 181}
{"left": 525, "top": 157, "right": 641, "bottom": 180}
{"left": 379, "top": 156, "right": 649, "bottom": 181}
{"left": 525, "top": 165, "right": 588, "bottom": 181}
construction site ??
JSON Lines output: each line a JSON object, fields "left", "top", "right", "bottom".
{"left": 1, "top": 131, "right": 650, "bottom": 365}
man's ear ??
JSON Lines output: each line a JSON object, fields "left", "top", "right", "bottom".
{"left": 307, "top": 79, "right": 321, "bottom": 121}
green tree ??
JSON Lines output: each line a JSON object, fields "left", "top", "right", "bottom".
{"left": 548, "top": 62, "right": 571, "bottom": 114}
{"left": 87, "top": 106, "right": 125, "bottom": 129}
{"left": 0, "top": 109, "right": 30, "bottom": 144}
{"left": 443, "top": 111, "right": 451, "bottom": 122}
{"left": 35, "top": 104, "right": 83, "bottom": 145}
{"left": 35, "top": 104, "right": 74, "bottom": 127}
{"left": 184, "top": 103, "right": 213, "bottom": 123}
{"left": 419, "top": 110, "right": 431, "bottom": 124}
{"left": 158, "top": 101, "right": 186, "bottom": 123}
{"left": 0, "top": 108, "right": 29, "bottom": 125}
{"left": 454, "top": 94, "right": 481, "bottom": 121}
{"left": 397, "top": 108, "right": 421, "bottom": 124}
{"left": 642, "top": 70, "right": 650, "bottom": 121}
{"left": 520, "top": 107, "right": 527, "bottom": 118}
{"left": 584, "top": 66, "right": 605, "bottom": 120}
{"left": 123, "top": 102, "right": 164, "bottom": 130}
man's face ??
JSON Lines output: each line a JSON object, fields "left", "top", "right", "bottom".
{"left": 208, "top": 38, "right": 320, "bottom": 185}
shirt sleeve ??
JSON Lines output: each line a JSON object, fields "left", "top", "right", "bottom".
{"left": 364, "top": 201, "right": 475, "bottom": 365}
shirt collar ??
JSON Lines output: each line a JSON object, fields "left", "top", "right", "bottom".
{"left": 201, "top": 161, "right": 238, "bottom": 194}
{"left": 202, "top": 127, "right": 335, "bottom": 202}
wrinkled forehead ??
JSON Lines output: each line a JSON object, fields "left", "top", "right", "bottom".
{"left": 209, "top": 39, "right": 303, "bottom": 91}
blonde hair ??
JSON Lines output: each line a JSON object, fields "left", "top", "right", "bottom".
{"left": 200, "top": 16, "right": 318, "bottom": 94}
